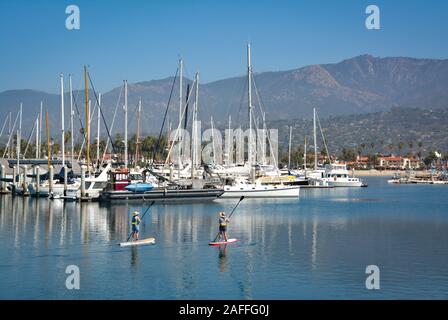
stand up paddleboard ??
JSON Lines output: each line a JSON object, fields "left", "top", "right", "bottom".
{"left": 209, "top": 238, "right": 239, "bottom": 246}
{"left": 119, "top": 237, "right": 156, "bottom": 247}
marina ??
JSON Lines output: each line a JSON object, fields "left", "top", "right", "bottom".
{"left": 0, "top": 177, "right": 447, "bottom": 299}
{"left": 1, "top": 0, "right": 448, "bottom": 304}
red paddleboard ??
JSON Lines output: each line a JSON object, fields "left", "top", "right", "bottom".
{"left": 209, "top": 238, "right": 239, "bottom": 246}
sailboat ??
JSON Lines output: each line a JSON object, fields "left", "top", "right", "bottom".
{"left": 219, "top": 44, "right": 300, "bottom": 198}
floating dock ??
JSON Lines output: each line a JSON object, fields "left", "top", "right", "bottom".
{"left": 99, "top": 187, "right": 224, "bottom": 202}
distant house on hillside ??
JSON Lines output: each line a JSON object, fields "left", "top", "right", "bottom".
{"left": 378, "top": 155, "right": 421, "bottom": 170}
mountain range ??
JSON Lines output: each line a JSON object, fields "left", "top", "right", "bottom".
{"left": 1, "top": 54, "right": 447, "bottom": 140}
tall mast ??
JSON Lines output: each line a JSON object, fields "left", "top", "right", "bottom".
{"left": 247, "top": 43, "right": 253, "bottom": 168}
{"left": 46, "top": 111, "right": 51, "bottom": 169}
{"left": 135, "top": 97, "right": 141, "bottom": 164}
{"left": 84, "top": 66, "right": 90, "bottom": 172}
{"left": 313, "top": 108, "right": 318, "bottom": 170}
{"left": 17, "top": 103, "right": 22, "bottom": 166}
{"left": 60, "top": 74, "right": 65, "bottom": 168}
{"left": 211, "top": 116, "right": 216, "bottom": 164}
{"left": 97, "top": 93, "right": 101, "bottom": 167}
{"left": 227, "top": 115, "right": 231, "bottom": 166}
{"left": 35, "top": 116, "right": 39, "bottom": 159}
{"left": 288, "top": 126, "right": 292, "bottom": 170}
{"left": 178, "top": 58, "right": 183, "bottom": 174}
{"left": 304, "top": 136, "right": 307, "bottom": 170}
{"left": 191, "top": 72, "right": 199, "bottom": 179}
{"left": 69, "top": 75, "right": 74, "bottom": 164}
{"left": 39, "top": 102, "right": 43, "bottom": 159}
{"left": 124, "top": 80, "right": 128, "bottom": 169}
{"left": 8, "top": 111, "right": 11, "bottom": 158}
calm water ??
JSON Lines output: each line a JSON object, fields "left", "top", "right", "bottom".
{"left": 0, "top": 177, "right": 447, "bottom": 300}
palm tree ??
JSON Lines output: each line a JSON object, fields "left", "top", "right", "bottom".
{"left": 397, "top": 141, "right": 404, "bottom": 155}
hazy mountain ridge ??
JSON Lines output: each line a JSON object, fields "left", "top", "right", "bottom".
{"left": 272, "top": 107, "right": 448, "bottom": 154}
{"left": 1, "top": 54, "right": 447, "bottom": 139}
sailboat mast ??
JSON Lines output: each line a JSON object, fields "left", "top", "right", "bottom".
{"left": 211, "top": 116, "right": 216, "bottom": 164}
{"left": 313, "top": 108, "right": 317, "bottom": 170}
{"left": 97, "top": 93, "right": 101, "bottom": 167}
{"left": 191, "top": 72, "right": 199, "bottom": 180}
{"left": 17, "top": 103, "right": 22, "bottom": 167}
{"left": 8, "top": 112, "right": 11, "bottom": 158}
{"left": 178, "top": 59, "right": 183, "bottom": 176}
{"left": 227, "top": 115, "right": 231, "bottom": 166}
{"left": 39, "top": 102, "right": 43, "bottom": 159}
{"left": 46, "top": 111, "right": 51, "bottom": 169}
{"left": 288, "top": 126, "right": 292, "bottom": 170}
{"left": 84, "top": 66, "right": 90, "bottom": 172}
{"left": 35, "top": 116, "right": 39, "bottom": 159}
{"left": 69, "top": 75, "right": 74, "bottom": 164}
{"left": 136, "top": 97, "right": 141, "bottom": 164}
{"left": 60, "top": 74, "right": 65, "bottom": 168}
{"left": 247, "top": 43, "right": 253, "bottom": 168}
{"left": 124, "top": 80, "right": 128, "bottom": 169}
{"left": 304, "top": 136, "right": 307, "bottom": 170}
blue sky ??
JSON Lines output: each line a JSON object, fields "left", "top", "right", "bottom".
{"left": 0, "top": 0, "right": 447, "bottom": 93}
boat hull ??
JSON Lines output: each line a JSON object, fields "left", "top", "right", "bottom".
{"left": 220, "top": 186, "right": 300, "bottom": 198}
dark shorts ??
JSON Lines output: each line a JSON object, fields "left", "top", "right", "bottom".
{"left": 219, "top": 225, "right": 227, "bottom": 232}
{"left": 132, "top": 225, "right": 139, "bottom": 232}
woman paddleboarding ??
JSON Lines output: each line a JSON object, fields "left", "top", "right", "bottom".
{"left": 218, "top": 211, "right": 230, "bottom": 242}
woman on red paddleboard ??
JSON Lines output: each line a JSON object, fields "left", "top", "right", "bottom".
{"left": 218, "top": 212, "right": 230, "bottom": 242}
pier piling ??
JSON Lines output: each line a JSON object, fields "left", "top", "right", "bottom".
{"left": 22, "top": 165, "right": 29, "bottom": 196}
{"left": 0, "top": 165, "right": 7, "bottom": 194}
{"left": 63, "top": 165, "right": 67, "bottom": 196}
{"left": 49, "top": 165, "right": 54, "bottom": 195}
{"left": 81, "top": 165, "right": 86, "bottom": 199}
{"left": 35, "top": 165, "right": 40, "bottom": 195}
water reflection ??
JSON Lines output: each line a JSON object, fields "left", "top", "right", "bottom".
{"left": 1, "top": 178, "right": 448, "bottom": 299}
{"left": 218, "top": 245, "right": 228, "bottom": 272}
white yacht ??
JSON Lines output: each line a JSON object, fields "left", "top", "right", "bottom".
{"left": 320, "top": 163, "right": 365, "bottom": 187}
{"left": 220, "top": 178, "right": 300, "bottom": 198}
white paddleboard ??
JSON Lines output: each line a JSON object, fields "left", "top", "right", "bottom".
{"left": 119, "top": 237, "right": 156, "bottom": 247}
{"left": 209, "top": 238, "right": 239, "bottom": 246}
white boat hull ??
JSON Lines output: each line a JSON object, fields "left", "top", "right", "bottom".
{"left": 326, "top": 180, "right": 364, "bottom": 187}
{"left": 221, "top": 186, "right": 300, "bottom": 198}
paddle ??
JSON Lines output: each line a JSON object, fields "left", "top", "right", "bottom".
{"left": 212, "top": 196, "right": 245, "bottom": 243}
{"left": 125, "top": 201, "right": 156, "bottom": 242}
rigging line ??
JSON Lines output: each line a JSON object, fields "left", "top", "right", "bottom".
{"left": 101, "top": 85, "right": 123, "bottom": 162}
{"left": 72, "top": 92, "right": 87, "bottom": 142}
{"left": 2, "top": 111, "right": 20, "bottom": 159}
{"left": 76, "top": 101, "right": 99, "bottom": 161}
{"left": 23, "top": 115, "right": 38, "bottom": 159}
{"left": 252, "top": 74, "right": 279, "bottom": 169}
{"left": 0, "top": 113, "right": 9, "bottom": 139}
{"left": 100, "top": 100, "right": 120, "bottom": 167}
{"left": 316, "top": 111, "right": 331, "bottom": 162}
{"left": 87, "top": 71, "right": 116, "bottom": 153}
{"left": 127, "top": 100, "right": 140, "bottom": 130}
{"left": 225, "top": 77, "right": 242, "bottom": 120}
{"left": 164, "top": 76, "right": 197, "bottom": 165}
{"left": 235, "top": 77, "right": 248, "bottom": 128}
{"left": 151, "top": 68, "right": 179, "bottom": 165}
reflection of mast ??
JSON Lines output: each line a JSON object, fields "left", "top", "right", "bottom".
{"left": 311, "top": 217, "right": 318, "bottom": 269}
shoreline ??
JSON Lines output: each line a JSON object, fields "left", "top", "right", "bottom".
{"left": 353, "top": 170, "right": 397, "bottom": 177}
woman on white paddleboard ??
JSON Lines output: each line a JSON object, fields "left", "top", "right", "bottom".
{"left": 218, "top": 212, "right": 230, "bottom": 242}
